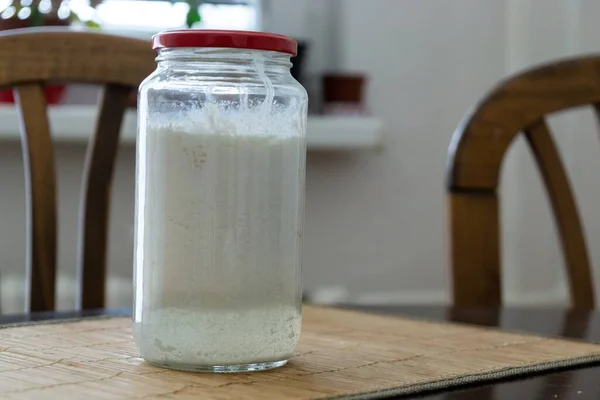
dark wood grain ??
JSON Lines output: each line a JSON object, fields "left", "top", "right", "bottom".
{"left": 79, "top": 84, "right": 131, "bottom": 310}
{"left": 14, "top": 83, "right": 57, "bottom": 312}
{"left": 524, "top": 119, "right": 594, "bottom": 309}
{"left": 0, "top": 28, "right": 155, "bottom": 87}
{"left": 447, "top": 55, "right": 600, "bottom": 309}
{"left": 449, "top": 191, "right": 501, "bottom": 307}
{"left": 0, "top": 28, "right": 156, "bottom": 311}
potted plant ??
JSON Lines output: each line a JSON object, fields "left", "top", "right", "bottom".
{"left": 322, "top": 73, "right": 367, "bottom": 115}
{"left": 0, "top": 0, "right": 101, "bottom": 104}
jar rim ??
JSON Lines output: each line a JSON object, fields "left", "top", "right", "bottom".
{"left": 152, "top": 30, "right": 297, "bottom": 56}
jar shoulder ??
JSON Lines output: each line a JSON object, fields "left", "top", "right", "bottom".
{"left": 289, "top": 77, "right": 308, "bottom": 102}
{"left": 141, "top": 67, "right": 306, "bottom": 99}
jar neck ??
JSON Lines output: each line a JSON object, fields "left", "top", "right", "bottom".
{"left": 157, "top": 48, "right": 293, "bottom": 75}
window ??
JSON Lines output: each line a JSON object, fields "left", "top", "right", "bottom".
{"left": 1, "top": 0, "right": 259, "bottom": 38}
{"left": 75, "top": 0, "right": 259, "bottom": 37}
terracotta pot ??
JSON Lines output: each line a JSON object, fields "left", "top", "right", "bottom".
{"left": 322, "top": 74, "right": 366, "bottom": 104}
{"left": 128, "top": 89, "right": 138, "bottom": 108}
{"left": 0, "top": 18, "right": 30, "bottom": 31}
{"left": 0, "top": 17, "right": 70, "bottom": 105}
{"left": 0, "top": 86, "right": 67, "bottom": 103}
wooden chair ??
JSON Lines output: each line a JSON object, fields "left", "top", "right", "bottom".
{"left": 0, "top": 28, "right": 155, "bottom": 312}
{"left": 447, "top": 55, "right": 600, "bottom": 309}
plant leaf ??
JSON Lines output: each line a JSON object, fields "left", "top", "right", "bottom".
{"left": 30, "top": 6, "right": 44, "bottom": 27}
{"left": 185, "top": 6, "right": 201, "bottom": 28}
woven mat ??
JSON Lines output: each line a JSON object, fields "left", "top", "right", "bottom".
{"left": 1, "top": 307, "right": 600, "bottom": 399}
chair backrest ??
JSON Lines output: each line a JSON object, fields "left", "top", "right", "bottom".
{"left": 447, "top": 55, "right": 600, "bottom": 309}
{"left": 0, "top": 28, "right": 156, "bottom": 312}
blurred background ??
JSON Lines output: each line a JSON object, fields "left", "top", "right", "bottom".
{"left": 2, "top": 0, "right": 600, "bottom": 313}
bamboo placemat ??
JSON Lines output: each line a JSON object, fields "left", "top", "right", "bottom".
{"left": 1, "top": 306, "right": 600, "bottom": 399}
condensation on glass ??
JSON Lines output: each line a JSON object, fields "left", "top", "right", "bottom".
{"left": 133, "top": 30, "right": 308, "bottom": 373}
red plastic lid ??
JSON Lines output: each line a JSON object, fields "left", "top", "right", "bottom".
{"left": 152, "top": 30, "right": 297, "bottom": 56}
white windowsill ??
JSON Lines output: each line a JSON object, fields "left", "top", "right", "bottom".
{"left": 0, "top": 106, "right": 383, "bottom": 151}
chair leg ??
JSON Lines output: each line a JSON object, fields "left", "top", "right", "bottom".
{"left": 449, "top": 191, "right": 501, "bottom": 307}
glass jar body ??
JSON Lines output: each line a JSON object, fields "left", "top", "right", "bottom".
{"left": 133, "top": 48, "right": 307, "bottom": 372}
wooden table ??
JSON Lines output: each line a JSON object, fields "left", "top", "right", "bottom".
{"left": 1, "top": 305, "right": 598, "bottom": 400}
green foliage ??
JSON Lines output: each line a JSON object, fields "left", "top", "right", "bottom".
{"left": 185, "top": 0, "right": 202, "bottom": 28}
{"left": 1, "top": 0, "right": 100, "bottom": 28}
{"left": 29, "top": 4, "right": 44, "bottom": 27}
{"left": 2, "top": 0, "right": 203, "bottom": 29}
{"left": 70, "top": 11, "right": 101, "bottom": 29}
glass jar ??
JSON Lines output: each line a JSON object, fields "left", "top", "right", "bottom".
{"left": 133, "top": 30, "right": 307, "bottom": 373}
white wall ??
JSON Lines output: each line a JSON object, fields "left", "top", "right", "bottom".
{"left": 3, "top": 0, "right": 600, "bottom": 312}
{"left": 312, "top": 0, "right": 508, "bottom": 304}
{"left": 268, "top": 0, "right": 600, "bottom": 305}
{"left": 263, "top": 0, "right": 507, "bottom": 303}
{"left": 499, "top": 0, "right": 600, "bottom": 305}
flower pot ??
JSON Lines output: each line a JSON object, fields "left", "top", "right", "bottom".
{"left": 0, "top": 86, "right": 67, "bottom": 104}
{"left": 128, "top": 89, "right": 138, "bottom": 108}
{"left": 0, "top": 18, "right": 30, "bottom": 30}
{"left": 322, "top": 74, "right": 366, "bottom": 104}
{"left": 322, "top": 74, "right": 367, "bottom": 115}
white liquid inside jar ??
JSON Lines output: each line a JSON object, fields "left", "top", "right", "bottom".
{"left": 133, "top": 106, "right": 305, "bottom": 371}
